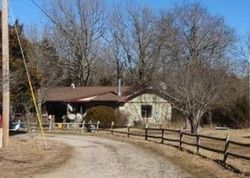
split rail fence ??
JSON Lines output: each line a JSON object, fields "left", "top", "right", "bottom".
{"left": 108, "top": 123, "right": 250, "bottom": 165}
{"left": 28, "top": 120, "right": 250, "bottom": 168}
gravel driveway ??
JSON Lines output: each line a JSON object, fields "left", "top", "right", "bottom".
{"left": 33, "top": 135, "right": 190, "bottom": 178}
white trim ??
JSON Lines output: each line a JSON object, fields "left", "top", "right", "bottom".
{"left": 76, "top": 96, "right": 97, "bottom": 101}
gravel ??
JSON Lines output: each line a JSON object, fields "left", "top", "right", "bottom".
{"left": 33, "top": 135, "right": 190, "bottom": 178}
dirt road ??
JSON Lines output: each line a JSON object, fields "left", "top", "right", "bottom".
{"left": 33, "top": 135, "right": 190, "bottom": 178}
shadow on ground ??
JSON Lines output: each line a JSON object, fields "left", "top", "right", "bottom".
{"left": 144, "top": 138, "right": 249, "bottom": 176}
{"left": 9, "top": 131, "right": 27, "bottom": 136}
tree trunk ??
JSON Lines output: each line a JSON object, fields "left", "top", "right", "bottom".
{"left": 208, "top": 110, "right": 213, "bottom": 129}
{"left": 189, "top": 110, "right": 203, "bottom": 134}
{"left": 190, "top": 120, "right": 199, "bottom": 134}
{"left": 184, "top": 116, "right": 190, "bottom": 130}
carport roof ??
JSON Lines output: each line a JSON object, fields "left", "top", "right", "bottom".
{"left": 45, "top": 86, "right": 134, "bottom": 102}
{"left": 44, "top": 86, "right": 167, "bottom": 103}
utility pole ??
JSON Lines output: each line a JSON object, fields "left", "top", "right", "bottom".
{"left": 2, "top": 0, "right": 10, "bottom": 147}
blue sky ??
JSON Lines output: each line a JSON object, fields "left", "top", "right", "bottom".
{"left": 9, "top": 0, "right": 250, "bottom": 37}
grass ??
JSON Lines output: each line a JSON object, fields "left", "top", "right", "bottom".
{"left": 200, "top": 128, "right": 250, "bottom": 174}
{"left": 107, "top": 127, "right": 250, "bottom": 177}
{"left": 0, "top": 134, "right": 73, "bottom": 178}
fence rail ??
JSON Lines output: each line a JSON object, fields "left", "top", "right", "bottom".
{"left": 198, "top": 144, "right": 224, "bottom": 154}
{"left": 163, "top": 137, "right": 180, "bottom": 142}
{"left": 29, "top": 121, "right": 250, "bottom": 170}
{"left": 228, "top": 140, "right": 250, "bottom": 147}
{"left": 198, "top": 134, "right": 227, "bottom": 141}
{"left": 226, "top": 152, "right": 250, "bottom": 161}
{"left": 108, "top": 124, "right": 250, "bottom": 166}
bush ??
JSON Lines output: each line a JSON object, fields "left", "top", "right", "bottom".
{"left": 84, "top": 106, "right": 117, "bottom": 127}
{"left": 115, "top": 110, "right": 128, "bottom": 126}
{"left": 133, "top": 120, "right": 144, "bottom": 126}
{"left": 212, "top": 96, "right": 250, "bottom": 128}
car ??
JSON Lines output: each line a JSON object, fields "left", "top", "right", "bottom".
{"left": 86, "top": 124, "right": 96, "bottom": 132}
{"left": 9, "top": 120, "right": 26, "bottom": 131}
{"left": 9, "top": 120, "right": 21, "bottom": 131}
{"left": 0, "top": 113, "right": 26, "bottom": 131}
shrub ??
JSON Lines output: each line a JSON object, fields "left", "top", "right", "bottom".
{"left": 84, "top": 106, "right": 116, "bottom": 127}
{"left": 115, "top": 110, "right": 128, "bottom": 126}
{"left": 212, "top": 96, "right": 250, "bottom": 128}
{"left": 133, "top": 120, "right": 144, "bottom": 126}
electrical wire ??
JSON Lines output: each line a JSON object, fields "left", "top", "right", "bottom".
{"left": 9, "top": 2, "right": 47, "bottom": 148}
{"left": 29, "top": 0, "right": 71, "bottom": 39}
{"left": 30, "top": 0, "right": 59, "bottom": 26}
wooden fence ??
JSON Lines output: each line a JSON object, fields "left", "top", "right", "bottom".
{"left": 28, "top": 120, "right": 102, "bottom": 133}
{"left": 108, "top": 124, "right": 250, "bottom": 165}
{"left": 28, "top": 120, "right": 250, "bottom": 167}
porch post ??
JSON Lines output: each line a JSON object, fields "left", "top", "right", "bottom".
{"left": 80, "top": 105, "right": 83, "bottom": 114}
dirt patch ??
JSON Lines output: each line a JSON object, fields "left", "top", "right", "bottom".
{"left": 96, "top": 133, "right": 248, "bottom": 178}
{"left": 0, "top": 136, "right": 73, "bottom": 178}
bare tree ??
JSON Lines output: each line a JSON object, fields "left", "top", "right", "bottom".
{"left": 110, "top": 4, "right": 164, "bottom": 86}
{"left": 107, "top": 18, "right": 125, "bottom": 83}
{"left": 47, "top": 0, "right": 106, "bottom": 86}
{"left": 164, "top": 61, "right": 237, "bottom": 133}
{"left": 158, "top": 3, "right": 236, "bottom": 134}
{"left": 27, "top": 27, "right": 63, "bottom": 88}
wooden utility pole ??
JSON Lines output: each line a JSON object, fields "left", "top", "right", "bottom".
{"left": 2, "top": 0, "right": 10, "bottom": 147}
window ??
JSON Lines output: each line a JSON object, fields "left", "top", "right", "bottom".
{"left": 141, "top": 105, "right": 152, "bottom": 118}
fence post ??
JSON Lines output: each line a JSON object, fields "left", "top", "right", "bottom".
{"left": 62, "top": 118, "right": 66, "bottom": 130}
{"left": 51, "top": 115, "right": 55, "bottom": 131}
{"left": 145, "top": 125, "right": 148, "bottom": 140}
{"left": 81, "top": 120, "right": 85, "bottom": 134}
{"left": 196, "top": 135, "right": 200, "bottom": 154}
{"left": 223, "top": 134, "right": 230, "bottom": 164}
{"left": 161, "top": 129, "right": 164, "bottom": 144}
{"left": 49, "top": 119, "right": 52, "bottom": 132}
{"left": 111, "top": 121, "right": 114, "bottom": 135}
{"left": 127, "top": 126, "right": 130, "bottom": 137}
{"left": 179, "top": 127, "right": 183, "bottom": 150}
{"left": 96, "top": 121, "right": 100, "bottom": 133}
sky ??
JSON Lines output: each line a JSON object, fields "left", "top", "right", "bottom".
{"left": 8, "top": 0, "right": 250, "bottom": 38}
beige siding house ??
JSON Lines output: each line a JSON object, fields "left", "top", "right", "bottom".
{"left": 44, "top": 86, "right": 172, "bottom": 125}
{"left": 120, "top": 93, "right": 171, "bottom": 125}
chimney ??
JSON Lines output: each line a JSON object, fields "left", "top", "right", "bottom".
{"left": 117, "top": 78, "right": 121, "bottom": 96}
{"left": 71, "top": 83, "right": 75, "bottom": 89}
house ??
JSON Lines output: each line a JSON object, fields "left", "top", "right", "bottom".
{"left": 43, "top": 86, "right": 172, "bottom": 125}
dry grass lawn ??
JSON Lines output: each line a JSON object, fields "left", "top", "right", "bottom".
{"left": 0, "top": 135, "right": 72, "bottom": 178}
{"left": 200, "top": 128, "right": 250, "bottom": 174}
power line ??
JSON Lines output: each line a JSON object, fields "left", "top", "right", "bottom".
{"left": 30, "top": 0, "right": 59, "bottom": 26}
{"left": 29, "top": 0, "right": 77, "bottom": 48}
{"left": 9, "top": 1, "right": 47, "bottom": 148}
